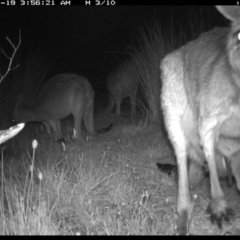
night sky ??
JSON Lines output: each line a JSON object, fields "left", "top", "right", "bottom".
{"left": 0, "top": 5, "right": 229, "bottom": 117}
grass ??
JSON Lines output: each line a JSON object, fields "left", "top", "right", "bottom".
{"left": 130, "top": 18, "right": 175, "bottom": 124}
{"left": 130, "top": 7, "right": 214, "bottom": 124}
{"left": 1, "top": 6, "right": 240, "bottom": 235}
{"left": 0, "top": 116, "right": 240, "bottom": 235}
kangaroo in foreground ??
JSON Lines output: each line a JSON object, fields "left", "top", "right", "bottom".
{"left": 13, "top": 73, "right": 112, "bottom": 140}
{"left": 105, "top": 59, "right": 139, "bottom": 116}
{"left": 161, "top": 6, "right": 240, "bottom": 234}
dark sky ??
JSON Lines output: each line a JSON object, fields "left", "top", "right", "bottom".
{"left": 0, "top": 5, "right": 229, "bottom": 107}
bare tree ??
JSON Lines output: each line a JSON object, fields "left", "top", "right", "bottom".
{"left": 0, "top": 30, "right": 23, "bottom": 144}
{"left": 0, "top": 30, "right": 21, "bottom": 83}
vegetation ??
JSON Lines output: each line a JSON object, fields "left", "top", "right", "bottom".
{"left": 1, "top": 117, "right": 240, "bottom": 235}
{"left": 130, "top": 7, "right": 214, "bottom": 124}
{"left": 0, "top": 7, "right": 239, "bottom": 235}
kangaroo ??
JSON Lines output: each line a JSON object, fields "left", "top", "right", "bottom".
{"left": 105, "top": 59, "right": 139, "bottom": 116}
{"left": 13, "top": 73, "right": 112, "bottom": 140}
{"left": 161, "top": 6, "right": 240, "bottom": 234}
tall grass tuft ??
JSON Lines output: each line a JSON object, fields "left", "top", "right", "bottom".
{"left": 130, "top": 19, "right": 173, "bottom": 124}
{"left": 131, "top": 7, "right": 214, "bottom": 124}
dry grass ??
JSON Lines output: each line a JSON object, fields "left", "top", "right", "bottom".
{"left": 130, "top": 7, "right": 214, "bottom": 125}
{"left": 130, "top": 18, "right": 175, "bottom": 124}
{"left": 1, "top": 7, "right": 240, "bottom": 235}
{"left": 0, "top": 117, "right": 239, "bottom": 235}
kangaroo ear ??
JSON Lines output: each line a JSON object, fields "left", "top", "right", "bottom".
{"left": 15, "top": 94, "right": 23, "bottom": 110}
{"left": 216, "top": 6, "right": 240, "bottom": 22}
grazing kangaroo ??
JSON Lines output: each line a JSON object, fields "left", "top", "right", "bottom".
{"left": 161, "top": 6, "right": 240, "bottom": 235}
{"left": 13, "top": 73, "right": 112, "bottom": 140}
{"left": 105, "top": 59, "right": 139, "bottom": 116}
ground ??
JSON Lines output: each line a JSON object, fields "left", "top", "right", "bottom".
{"left": 0, "top": 104, "right": 240, "bottom": 235}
